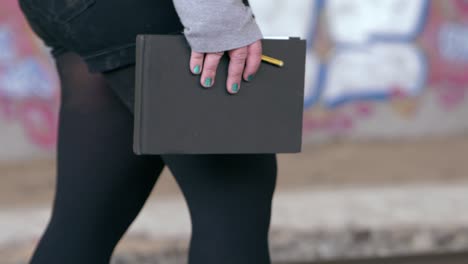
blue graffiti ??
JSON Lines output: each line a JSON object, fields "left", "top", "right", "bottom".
{"left": 304, "top": 0, "right": 430, "bottom": 109}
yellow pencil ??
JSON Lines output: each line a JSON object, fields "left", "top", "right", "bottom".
{"left": 261, "top": 54, "right": 284, "bottom": 67}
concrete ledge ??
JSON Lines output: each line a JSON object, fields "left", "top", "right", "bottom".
{"left": 2, "top": 184, "right": 468, "bottom": 263}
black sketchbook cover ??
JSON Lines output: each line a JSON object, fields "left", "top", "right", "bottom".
{"left": 134, "top": 34, "right": 306, "bottom": 154}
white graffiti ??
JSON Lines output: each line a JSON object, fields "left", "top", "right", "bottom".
{"left": 249, "top": 0, "right": 318, "bottom": 38}
{"left": 0, "top": 58, "right": 54, "bottom": 99}
{"left": 250, "top": 0, "right": 323, "bottom": 108}
{"left": 325, "top": 0, "right": 428, "bottom": 44}
{"left": 304, "top": 0, "right": 430, "bottom": 107}
{"left": 322, "top": 44, "right": 426, "bottom": 106}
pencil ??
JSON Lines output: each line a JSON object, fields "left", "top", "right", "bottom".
{"left": 261, "top": 54, "right": 284, "bottom": 67}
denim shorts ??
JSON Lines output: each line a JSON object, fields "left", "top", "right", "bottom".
{"left": 18, "top": 0, "right": 184, "bottom": 73}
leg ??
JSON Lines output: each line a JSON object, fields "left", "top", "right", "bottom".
{"left": 30, "top": 53, "right": 164, "bottom": 264}
{"left": 162, "top": 154, "right": 278, "bottom": 264}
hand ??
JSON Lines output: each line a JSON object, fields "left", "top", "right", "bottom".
{"left": 189, "top": 40, "right": 262, "bottom": 94}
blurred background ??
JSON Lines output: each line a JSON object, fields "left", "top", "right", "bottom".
{"left": 1, "top": 0, "right": 468, "bottom": 263}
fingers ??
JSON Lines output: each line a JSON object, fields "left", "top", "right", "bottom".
{"left": 191, "top": 40, "right": 262, "bottom": 93}
{"left": 243, "top": 40, "right": 262, "bottom": 82}
{"left": 226, "top": 47, "right": 248, "bottom": 94}
{"left": 200, "top": 51, "right": 224, "bottom": 88}
{"left": 190, "top": 51, "right": 205, "bottom": 75}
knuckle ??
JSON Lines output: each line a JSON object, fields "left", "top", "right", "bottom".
{"left": 249, "top": 45, "right": 262, "bottom": 56}
{"left": 192, "top": 54, "right": 204, "bottom": 60}
{"left": 205, "top": 56, "right": 222, "bottom": 64}
{"left": 231, "top": 57, "right": 247, "bottom": 65}
{"left": 228, "top": 74, "right": 242, "bottom": 80}
{"left": 250, "top": 49, "right": 262, "bottom": 57}
{"left": 209, "top": 52, "right": 224, "bottom": 58}
{"left": 230, "top": 57, "right": 247, "bottom": 66}
{"left": 191, "top": 52, "right": 205, "bottom": 59}
{"left": 230, "top": 59, "right": 245, "bottom": 67}
{"left": 203, "top": 68, "right": 217, "bottom": 75}
{"left": 203, "top": 62, "right": 218, "bottom": 71}
{"left": 231, "top": 51, "right": 248, "bottom": 60}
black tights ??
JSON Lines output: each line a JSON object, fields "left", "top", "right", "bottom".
{"left": 29, "top": 53, "right": 277, "bottom": 264}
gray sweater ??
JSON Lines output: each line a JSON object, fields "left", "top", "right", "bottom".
{"left": 172, "top": 0, "right": 263, "bottom": 52}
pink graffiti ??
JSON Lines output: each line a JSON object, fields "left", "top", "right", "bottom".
{"left": 354, "top": 103, "right": 374, "bottom": 118}
{"left": 0, "top": 97, "right": 58, "bottom": 150}
{"left": 303, "top": 101, "right": 379, "bottom": 134}
{"left": 303, "top": 114, "right": 354, "bottom": 134}
{"left": 434, "top": 84, "right": 468, "bottom": 111}
{"left": 17, "top": 99, "right": 58, "bottom": 149}
{"left": 0, "top": 0, "right": 60, "bottom": 150}
{"left": 389, "top": 86, "right": 410, "bottom": 99}
{"left": 421, "top": 6, "right": 457, "bottom": 84}
{"left": 419, "top": 0, "right": 468, "bottom": 110}
{"left": 426, "top": 1, "right": 468, "bottom": 76}
{"left": 454, "top": 0, "right": 468, "bottom": 16}
{"left": 0, "top": 95, "right": 15, "bottom": 121}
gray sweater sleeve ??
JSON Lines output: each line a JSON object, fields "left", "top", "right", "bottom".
{"left": 172, "top": 0, "right": 263, "bottom": 53}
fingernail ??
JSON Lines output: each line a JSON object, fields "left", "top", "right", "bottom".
{"left": 247, "top": 74, "right": 255, "bottom": 81}
{"left": 204, "top": 77, "right": 212, "bottom": 87}
{"left": 232, "top": 83, "right": 239, "bottom": 93}
{"left": 193, "top": 65, "right": 201, "bottom": 74}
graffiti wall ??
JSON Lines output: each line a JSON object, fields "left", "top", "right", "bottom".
{"left": 253, "top": 0, "right": 468, "bottom": 141}
{"left": 0, "top": 1, "right": 59, "bottom": 160}
{"left": 1, "top": 0, "right": 468, "bottom": 160}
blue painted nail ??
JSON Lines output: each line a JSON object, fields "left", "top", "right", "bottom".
{"left": 247, "top": 74, "right": 255, "bottom": 81}
{"left": 193, "top": 65, "right": 201, "bottom": 74}
{"left": 232, "top": 83, "right": 239, "bottom": 93}
{"left": 204, "top": 77, "right": 212, "bottom": 87}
